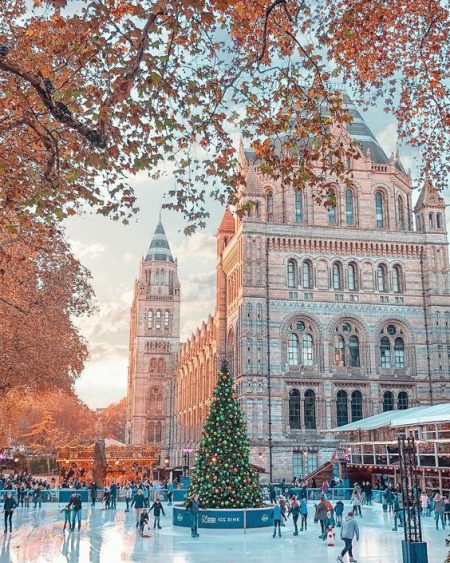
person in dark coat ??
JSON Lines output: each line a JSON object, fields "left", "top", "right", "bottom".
{"left": 110, "top": 482, "right": 117, "bottom": 509}
{"left": 314, "top": 496, "right": 328, "bottom": 538}
{"left": 68, "top": 493, "right": 82, "bottom": 531}
{"left": 185, "top": 494, "right": 201, "bottom": 538}
{"left": 131, "top": 488, "right": 146, "bottom": 528}
{"left": 149, "top": 498, "right": 166, "bottom": 530}
{"left": 4, "top": 492, "right": 18, "bottom": 534}
{"left": 90, "top": 482, "right": 98, "bottom": 506}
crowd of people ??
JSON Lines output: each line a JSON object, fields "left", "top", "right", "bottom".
{"left": 2, "top": 470, "right": 450, "bottom": 561}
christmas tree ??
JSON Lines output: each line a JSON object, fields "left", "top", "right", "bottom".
{"left": 188, "top": 361, "right": 262, "bottom": 508}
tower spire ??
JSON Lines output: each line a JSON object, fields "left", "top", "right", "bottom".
{"left": 145, "top": 215, "right": 174, "bottom": 262}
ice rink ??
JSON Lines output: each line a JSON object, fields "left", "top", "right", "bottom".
{"left": 0, "top": 501, "right": 447, "bottom": 562}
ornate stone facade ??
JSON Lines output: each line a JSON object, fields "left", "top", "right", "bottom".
{"left": 126, "top": 217, "right": 180, "bottom": 451}
{"left": 170, "top": 99, "right": 450, "bottom": 480}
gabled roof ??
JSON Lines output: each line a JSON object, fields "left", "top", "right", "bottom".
{"left": 145, "top": 216, "right": 174, "bottom": 262}
{"left": 218, "top": 207, "right": 235, "bottom": 233}
{"left": 414, "top": 180, "right": 445, "bottom": 211}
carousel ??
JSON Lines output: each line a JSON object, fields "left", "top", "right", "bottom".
{"left": 56, "top": 439, "right": 161, "bottom": 487}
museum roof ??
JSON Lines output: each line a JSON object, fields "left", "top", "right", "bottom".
{"left": 329, "top": 403, "right": 450, "bottom": 433}
{"left": 243, "top": 94, "right": 406, "bottom": 174}
{"left": 145, "top": 215, "right": 174, "bottom": 262}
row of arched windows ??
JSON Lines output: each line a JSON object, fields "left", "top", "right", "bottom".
{"left": 416, "top": 212, "right": 444, "bottom": 231}
{"left": 262, "top": 187, "right": 410, "bottom": 230}
{"left": 149, "top": 358, "right": 166, "bottom": 373}
{"left": 287, "top": 319, "right": 407, "bottom": 369}
{"left": 286, "top": 259, "right": 404, "bottom": 293}
{"left": 147, "top": 309, "right": 170, "bottom": 330}
{"left": 334, "top": 390, "right": 409, "bottom": 427}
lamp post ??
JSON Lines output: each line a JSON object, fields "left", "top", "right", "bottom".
{"left": 182, "top": 448, "right": 194, "bottom": 477}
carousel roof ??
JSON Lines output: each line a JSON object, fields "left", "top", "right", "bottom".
{"left": 328, "top": 403, "right": 450, "bottom": 433}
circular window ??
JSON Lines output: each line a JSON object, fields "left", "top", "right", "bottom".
{"left": 387, "top": 324, "right": 396, "bottom": 335}
{"left": 296, "top": 321, "right": 305, "bottom": 331}
{"left": 342, "top": 323, "right": 351, "bottom": 333}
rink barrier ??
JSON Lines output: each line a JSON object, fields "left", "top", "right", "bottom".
{"left": 172, "top": 505, "right": 274, "bottom": 529}
{"left": 0, "top": 487, "right": 384, "bottom": 505}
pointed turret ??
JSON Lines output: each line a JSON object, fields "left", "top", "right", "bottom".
{"left": 414, "top": 180, "right": 446, "bottom": 233}
{"left": 145, "top": 215, "right": 174, "bottom": 262}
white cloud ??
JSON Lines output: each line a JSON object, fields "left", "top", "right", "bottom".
{"left": 179, "top": 271, "right": 216, "bottom": 340}
{"left": 70, "top": 240, "right": 108, "bottom": 261}
{"left": 75, "top": 350, "right": 128, "bottom": 409}
{"left": 377, "top": 123, "right": 397, "bottom": 157}
{"left": 172, "top": 231, "right": 216, "bottom": 261}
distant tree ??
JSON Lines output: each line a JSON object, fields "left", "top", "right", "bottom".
{"left": 0, "top": 1, "right": 447, "bottom": 233}
{"left": 96, "top": 398, "right": 127, "bottom": 442}
{"left": 0, "top": 223, "right": 95, "bottom": 395}
{"left": 21, "top": 410, "right": 63, "bottom": 451}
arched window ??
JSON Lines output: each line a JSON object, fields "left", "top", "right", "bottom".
{"left": 155, "top": 310, "right": 161, "bottom": 329}
{"left": 380, "top": 336, "right": 391, "bottom": 368}
{"left": 377, "top": 264, "right": 387, "bottom": 292}
{"left": 304, "top": 389, "right": 316, "bottom": 429}
{"left": 332, "top": 262, "right": 343, "bottom": 290}
{"left": 416, "top": 215, "right": 422, "bottom": 232}
{"left": 351, "top": 390, "right": 363, "bottom": 422}
{"left": 335, "top": 336, "right": 345, "bottom": 367}
{"left": 255, "top": 201, "right": 260, "bottom": 218}
{"left": 392, "top": 265, "right": 403, "bottom": 293}
{"left": 394, "top": 337, "right": 405, "bottom": 368}
{"left": 302, "top": 334, "right": 313, "bottom": 366}
{"left": 398, "top": 196, "right": 405, "bottom": 229}
{"left": 375, "top": 192, "right": 384, "bottom": 228}
{"left": 158, "top": 358, "right": 165, "bottom": 372}
{"left": 287, "top": 259, "right": 297, "bottom": 288}
{"left": 398, "top": 391, "right": 409, "bottom": 410}
{"left": 288, "top": 334, "right": 299, "bottom": 365}
{"left": 150, "top": 358, "right": 156, "bottom": 372}
{"left": 334, "top": 321, "right": 362, "bottom": 369}
{"left": 436, "top": 213, "right": 442, "bottom": 229}
{"left": 429, "top": 213, "right": 434, "bottom": 228}
{"left": 289, "top": 389, "right": 301, "bottom": 429}
{"left": 336, "top": 390, "right": 348, "bottom": 427}
{"left": 383, "top": 391, "right": 394, "bottom": 412}
{"left": 295, "top": 190, "right": 303, "bottom": 223}
{"left": 327, "top": 202, "right": 336, "bottom": 225}
{"left": 302, "top": 261, "right": 312, "bottom": 289}
{"left": 348, "top": 263, "right": 357, "bottom": 291}
{"left": 266, "top": 192, "right": 273, "bottom": 223}
{"left": 147, "top": 310, "right": 153, "bottom": 329}
{"left": 346, "top": 189, "right": 354, "bottom": 225}
{"left": 349, "top": 335, "right": 360, "bottom": 367}
{"left": 164, "top": 310, "right": 169, "bottom": 328}
{"left": 155, "top": 421, "right": 162, "bottom": 442}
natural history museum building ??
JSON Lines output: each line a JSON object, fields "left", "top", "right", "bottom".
{"left": 126, "top": 98, "right": 450, "bottom": 480}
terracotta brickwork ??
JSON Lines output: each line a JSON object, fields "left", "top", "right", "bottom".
{"left": 171, "top": 109, "right": 450, "bottom": 479}
{"left": 126, "top": 218, "right": 180, "bottom": 451}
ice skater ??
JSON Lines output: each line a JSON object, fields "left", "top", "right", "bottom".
{"left": 3, "top": 492, "right": 17, "bottom": 534}
{"left": 61, "top": 504, "right": 72, "bottom": 531}
{"left": 139, "top": 509, "right": 150, "bottom": 536}
{"left": 185, "top": 494, "right": 200, "bottom": 538}
{"left": 149, "top": 498, "right": 165, "bottom": 530}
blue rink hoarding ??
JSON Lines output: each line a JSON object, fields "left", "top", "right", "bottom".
{"left": 172, "top": 505, "right": 273, "bottom": 529}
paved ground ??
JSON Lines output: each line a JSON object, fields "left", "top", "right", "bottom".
{"left": 0, "top": 501, "right": 447, "bottom": 562}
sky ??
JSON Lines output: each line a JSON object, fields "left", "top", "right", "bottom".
{"left": 65, "top": 101, "right": 438, "bottom": 410}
